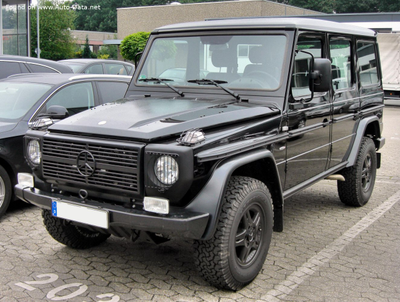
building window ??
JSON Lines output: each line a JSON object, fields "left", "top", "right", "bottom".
{"left": 2, "top": 0, "right": 28, "bottom": 56}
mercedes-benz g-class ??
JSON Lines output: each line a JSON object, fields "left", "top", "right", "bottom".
{"left": 16, "top": 18, "right": 385, "bottom": 290}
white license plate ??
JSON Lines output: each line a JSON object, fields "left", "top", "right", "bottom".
{"left": 52, "top": 200, "right": 109, "bottom": 229}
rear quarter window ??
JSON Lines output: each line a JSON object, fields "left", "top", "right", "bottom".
{"left": 357, "top": 41, "right": 379, "bottom": 86}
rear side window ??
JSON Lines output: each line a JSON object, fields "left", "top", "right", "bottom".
{"left": 330, "top": 38, "right": 352, "bottom": 90}
{"left": 97, "top": 81, "right": 128, "bottom": 103}
{"left": 0, "top": 61, "right": 22, "bottom": 78}
{"left": 357, "top": 41, "right": 379, "bottom": 86}
{"left": 28, "top": 64, "right": 58, "bottom": 73}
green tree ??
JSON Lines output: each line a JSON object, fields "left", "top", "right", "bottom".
{"left": 72, "top": 0, "right": 230, "bottom": 32}
{"left": 30, "top": 0, "right": 76, "bottom": 60}
{"left": 73, "top": 0, "right": 138, "bottom": 32}
{"left": 97, "top": 44, "right": 119, "bottom": 60}
{"left": 288, "top": 0, "right": 335, "bottom": 13}
{"left": 377, "top": 0, "right": 400, "bottom": 12}
{"left": 120, "top": 31, "right": 150, "bottom": 61}
{"left": 82, "top": 36, "right": 96, "bottom": 58}
{"left": 332, "top": 0, "right": 379, "bottom": 13}
{"left": 72, "top": 0, "right": 400, "bottom": 33}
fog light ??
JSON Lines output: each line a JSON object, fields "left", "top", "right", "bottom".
{"left": 144, "top": 197, "right": 169, "bottom": 214}
{"left": 18, "top": 173, "right": 34, "bottom": 188}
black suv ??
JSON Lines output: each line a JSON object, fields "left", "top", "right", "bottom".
{"left": 16, "top": 18, "right": 385, "bottom": 290}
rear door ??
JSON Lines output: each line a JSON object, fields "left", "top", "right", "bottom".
{"left": 329, "top": 35, "right": 359, "bottom": 168}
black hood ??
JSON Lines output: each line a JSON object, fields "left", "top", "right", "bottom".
{"left": 0, "top": 121, "right": 17, "bottom": 134}
{"left": 50, "top": 97, "right": 278, "bottom": 141}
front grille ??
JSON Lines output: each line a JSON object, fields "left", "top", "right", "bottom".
{"left": 42, "top": 136, "right": 142, "bottom": 195}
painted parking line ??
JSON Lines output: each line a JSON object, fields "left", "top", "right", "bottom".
{"left": 261, "top": 189, "right": 400, "bottom": 301}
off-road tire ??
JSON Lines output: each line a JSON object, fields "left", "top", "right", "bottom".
{"left": 42, "top": 210, "right": 110, "bottom": 249}
{"left": 0, "top": 165, "right": 12, "bottom": 218}
{"left": 193, "top": 176, "right": 273, "bottom": 290}
{"left": 338, "top": 137, "right": 377, "bottom": 207}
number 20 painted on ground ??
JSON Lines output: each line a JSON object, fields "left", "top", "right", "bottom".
{"left": 15, "top": 274, "right": 120, "bottom": 301}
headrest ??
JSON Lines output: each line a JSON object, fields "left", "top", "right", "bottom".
{"left": 249, "top": 47, "right": 265, "bottom": 64}
{"left": 211, "top": 49, "right": 232, "bottom": 68}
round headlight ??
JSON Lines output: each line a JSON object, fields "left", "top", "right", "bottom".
{"left": 154, "top": 155, "right": 179, "bottom": 185}
{"left": 27, "top": 139, "right": 41, "bottom": 165}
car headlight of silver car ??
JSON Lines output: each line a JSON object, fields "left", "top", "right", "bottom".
{"left": 27, "top": 139, "right": 41, "bottom": 165}
{"left": 154, "top": 155, "right": 179, "bottom": 185}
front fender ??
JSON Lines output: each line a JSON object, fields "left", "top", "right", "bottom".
{"left": 186, "top": 148, "right": 283, "bottom": 240}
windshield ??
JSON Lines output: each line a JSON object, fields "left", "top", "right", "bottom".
{"left": 137, "top": 34, "right": 287, "bottom": 91}
{"left": 0, "top": 82, "right": 52, "bottom": 121}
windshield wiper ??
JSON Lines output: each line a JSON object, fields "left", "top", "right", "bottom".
{"left": 188, "top": 79, "right": 240, "bottom": 101}
{"left": 139, "top": 78, "right": 184, "bottom": 97}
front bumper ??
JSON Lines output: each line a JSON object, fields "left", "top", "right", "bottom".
{"left": 15, "top": 184, "right": 209, "bottom": 239}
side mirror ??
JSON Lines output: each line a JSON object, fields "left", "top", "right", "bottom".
{"left": 134, "top": 51, "right": 143, "bottom": 71}
{"left": 46, "top": 105, "right": 69, "bottom": 119}
{"left": 310, "top": 58, "right": 332, "bottom": 92}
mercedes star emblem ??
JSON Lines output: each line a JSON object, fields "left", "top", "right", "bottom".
{"left": 76, "top": 150, "right": 96, "bottom": 177}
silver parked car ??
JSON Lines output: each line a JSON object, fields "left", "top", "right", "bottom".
{"left": 58, "top": 59, "right": 135, "bottom": 76}
{"left": 0, "top": 55, "right": 73, "bottom": 79}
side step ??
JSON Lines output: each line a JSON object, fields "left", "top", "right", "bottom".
{"left": 325, "top": 174, "right": 345, "bottom": 181}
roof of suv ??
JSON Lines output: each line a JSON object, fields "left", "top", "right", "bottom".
{"left": 154, "top": 17, "right": 376, "bottom": 37}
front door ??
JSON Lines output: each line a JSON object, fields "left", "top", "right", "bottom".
{"left": 284, "top": 34, "right": 331, "bottom": 191}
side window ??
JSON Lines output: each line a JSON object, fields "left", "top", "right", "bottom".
{"left": 96, "top": 81, "right": 128, "bottom": 103}
{"left": 44, "top": 82, "right": 94, "bottom": 115}
{"left": 29, "top": 64, "right": 58, "bottom": 73}
{"left": 104, "top": 63, "right": 127, "bottom": 75}
{"left": 330, "top": 38, "right": 352, "bottom": 90}
{"left": 0, "top": 61, "right": 22, "bottom": 78}
{"left": 292, "top": 35, "right": 323, "bottom": 98}
{"left": 84, "top": 64, "right": 103, "bottom": 74}
{"left": 357, "top": 41, "right": 379, "bottom": 86}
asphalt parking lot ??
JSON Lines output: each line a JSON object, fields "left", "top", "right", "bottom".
{"left": 0, "top": 106, "right": 399, "bottom": 302}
